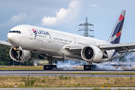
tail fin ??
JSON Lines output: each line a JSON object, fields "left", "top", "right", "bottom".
{"left": 108, "top": 10, "right": 126, "bottom": 44}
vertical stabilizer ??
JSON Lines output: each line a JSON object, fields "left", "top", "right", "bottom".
{"left": 108, "top": 10, "right": 126, "bottom": 44}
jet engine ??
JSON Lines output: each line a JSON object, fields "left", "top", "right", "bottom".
{"left": 81, "top": 45, "right": 103, "bottom": 62}
{"left": 9, "top": 47, "right": 31, "bottom": 62}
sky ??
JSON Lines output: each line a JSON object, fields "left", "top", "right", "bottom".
{"left": 0, "top": 0, "right": 135, "bottom": 43}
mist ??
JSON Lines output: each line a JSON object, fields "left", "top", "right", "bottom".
{"left": 56, "top": 52, "right": 135, "bottom": 70}
{"left": 31, "top": 52, "right": 135, "bottom": 70}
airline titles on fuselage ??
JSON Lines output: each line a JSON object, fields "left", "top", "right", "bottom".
{"left": 37, "top": 30, "right": 50, "bottom": 36}
{"left": 32, "top": 29, "right": 50, "bottom": 39}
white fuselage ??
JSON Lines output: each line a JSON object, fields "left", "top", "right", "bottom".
{"left": 7, "top": 25, "right": 122, "bottom": 63}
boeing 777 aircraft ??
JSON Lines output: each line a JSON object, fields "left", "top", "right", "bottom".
{"left": 1, "top": 10, "right": 135, "bottom": 70}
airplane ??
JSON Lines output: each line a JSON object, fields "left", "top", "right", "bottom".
{"left": 1, "top": 10, "right": 135, "bottom": 70}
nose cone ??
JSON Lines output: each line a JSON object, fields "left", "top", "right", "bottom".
{"left": 7, "top": 33, "right": 21, "bottom": 46}
{"left": 7, "top": 33, "right": 15, "bottom": 45}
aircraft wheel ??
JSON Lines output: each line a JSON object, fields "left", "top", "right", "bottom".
{"left": 84, "top": 65, "right": 92, "bottom": 70}
{"left": 43, "top": 65, "right": 57, "bottom": 70}
{"left": 84, "top": 65, "right": 96, "bottom": 70}
{"left": 53, "top": 65, "right": 57, "bottom": 68}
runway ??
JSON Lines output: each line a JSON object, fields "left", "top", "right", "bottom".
{"left": 0, "top": 70, "right": 135, "bottom": 77}
{"left": 2, "top": 87, "right": 135, "bottom": 90}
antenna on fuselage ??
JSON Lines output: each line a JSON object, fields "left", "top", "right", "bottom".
{"left": 78, "top": 17, "right": 94, "bottom": 37}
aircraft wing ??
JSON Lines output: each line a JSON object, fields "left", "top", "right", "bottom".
{"left": 64, "top": 45, "right": 84, "bottom": 55}
{"left": 99, "top": 43, "right": 135, "bottom": 52}
{"left": 0, "top": 40, "right": 12, "bottom": 46}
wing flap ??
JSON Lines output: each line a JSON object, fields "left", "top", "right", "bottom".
{"left": 100, "top": 43, "right": 135, "bottom": 52}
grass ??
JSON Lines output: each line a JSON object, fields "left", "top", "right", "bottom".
{"left": 0, "top": 66, "right": 43, "bottom": 70}
{"left": 0, "top": 76, "right": 135, "bottom": 87}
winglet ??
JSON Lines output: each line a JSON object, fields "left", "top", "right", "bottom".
{"left": 108, "top": 10, "right": 126, "bottom": 44}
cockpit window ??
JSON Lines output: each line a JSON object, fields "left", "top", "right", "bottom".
{"left": 9, "top": 31, "right": 21, "bottom": 34}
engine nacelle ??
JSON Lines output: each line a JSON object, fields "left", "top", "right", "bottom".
{"left": 9, "top": 47, "right": 31, "bottom": 62}
{"left": 81, "top": 45, "right": 103, "bottom": 62}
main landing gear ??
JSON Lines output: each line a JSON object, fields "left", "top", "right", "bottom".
{"left": 84, "top": 62, "right": 96, "bottom": 70}
{"left": 43, "top": 56, "right": 57, "bottom": 70}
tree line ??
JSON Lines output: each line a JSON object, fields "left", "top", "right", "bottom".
{"left": 0, "top": 44, "right": 35, "bottom": 66}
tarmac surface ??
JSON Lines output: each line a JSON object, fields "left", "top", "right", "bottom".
{"left": 0, "top": 70, "right": 135, "bottom": 77}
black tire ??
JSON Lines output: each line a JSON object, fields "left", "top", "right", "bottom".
{"left": 53, "top": 65, "right": 57, "bottom": 68}
{"left": 84, "top": 65, "right": 96, "bottom": 70}
{"left": 84, "top": 65, "right": 91, "bottom": 70}
{"left": 43, "top": 65, "right": 57, "bottom": 70}
{"left": 43, "top": 65, "right": 53, "bottom": 70}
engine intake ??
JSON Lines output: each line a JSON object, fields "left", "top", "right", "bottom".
{"left": 81, "top": 45, "right": 103, "bottom": 62}
{"left": 9, "top": 47, "right": 31, "bottom": 62}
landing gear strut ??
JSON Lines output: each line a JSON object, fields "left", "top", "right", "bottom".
{"left": 43, "top": 56, "right": 57, "bottom": 70}
{"left": 84, "top": 62, "right": 96, "bottom": 70}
